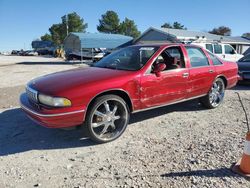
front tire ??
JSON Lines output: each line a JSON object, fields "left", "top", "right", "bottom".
{"left": 200, "top": 78, "right": 225, "bottom": 109}
{"left": 85, "top": 95, "right": 130, "bottom": 143}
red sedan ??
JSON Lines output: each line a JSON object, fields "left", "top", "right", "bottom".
{"left": 20, "top": 44, "right": 238, "bottom": 143}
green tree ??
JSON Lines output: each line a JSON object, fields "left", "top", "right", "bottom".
{"left": 161, "top": 22, "right": 173, "bottom": 29}
{"left": 40, "top": 33, "right": 52, "bottom": 41}
{"left": 61, "top": 12, "right": 88, "bottom": 40}
{"left": 161, "top": 22, "right": 187, "bottom": 30}
{"left": 97, "top": 11, "right": 120, "bottom": 34}
{"left": 49, "top": 24, "right": 63, "bottom": 45}
{"left": 209, "top": 26, "right": 231, "bottom": 36}
{"left": 41, "top": 12, "right": 88, "bottom": 45}
{"left": 242, "top": 32, "right": 250, "bottom": 39}
{"left": 173, "top": 22, "right": 187, "bottom": 30}
{"left": 119, "top": 18, "right": 141, "bottom": 38}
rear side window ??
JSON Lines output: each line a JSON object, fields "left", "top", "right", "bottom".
{"left": 185, "top": 47, "right": 209, "bottom": 67}
{"left": 214, "top": 44, "right": 222, "bottom": 54}
{"left": 205, "top": 44, "right": 213, "bottom": 53}
{"left": 207, "top": 51, "right": 223, "bottom": 65}
{"left": 225, "top": 45, "right": 235, "bottom": 54}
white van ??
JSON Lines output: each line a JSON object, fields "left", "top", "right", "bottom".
{"left": 192, "top": 42, "right": 243, "bottom": 62}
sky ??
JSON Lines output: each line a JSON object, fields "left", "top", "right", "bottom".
{"left": 0, "top": 0, "right": 250, "bottom": 51}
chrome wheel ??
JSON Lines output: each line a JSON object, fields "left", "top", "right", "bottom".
{"left": 200, "top": 78, "right": 225, "bottom": 109}
{"left": 88, "top": 96, "right": 129, "bottom": 142}
{"left": 208, "top": 79, "right": 225, "bottom": 108}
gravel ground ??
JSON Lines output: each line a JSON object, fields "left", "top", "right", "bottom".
{"left": 0, "top": 56, "right": 250, "bottom": 187}
{"left": 0, "top": 55, "right": 87, "bottom": 108}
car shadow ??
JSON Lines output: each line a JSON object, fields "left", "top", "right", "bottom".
{"left": 160, "top": 166, "right": 242, "bottom": 178}
{"left": 0, "top": 108, "right": 96, "bottom": 156}
{"left": 0, "top": 100, "right": 206, "bottom": 156}
{"left": 130, "top": 99, "right": 206, "bottom": 124}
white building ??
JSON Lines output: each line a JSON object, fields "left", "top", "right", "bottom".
{"left": 133, "top": 27, "right": 250, "bottom": 54}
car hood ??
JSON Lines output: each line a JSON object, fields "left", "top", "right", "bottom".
{"left": 28, "top": 67, "right": 134, "bottom": 95}
{"left": 237, "top": 61, "right": 250, "bottom": 71}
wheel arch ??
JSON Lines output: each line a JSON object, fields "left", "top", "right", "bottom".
{"left": 86, "top": 89, "right": 133, "bottom": 116}
{"left": 216, "top": 75, "right": 228, "bottom": 88}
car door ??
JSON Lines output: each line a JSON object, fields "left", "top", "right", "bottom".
{"left": 184, "top": 46, "right": 216, "bottom": 98}
{"left": 213, "top": 44, "right": 224, "bottom": 60}
{"left": 224, "top": 44, "right": 237, "bottom": 62}
{"left": 140, "top": 46, "right": 189, "bottom": 108}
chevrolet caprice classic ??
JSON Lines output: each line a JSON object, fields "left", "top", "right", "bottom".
{"left": 20, "top": 44, "right": 239, "bottom": 143}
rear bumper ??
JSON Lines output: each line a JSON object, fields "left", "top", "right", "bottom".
{"left": 20, "top": 93, "right": 85, "bottom": 128}
{"left": 238, "top": 72, "right": 250, "bottom": 81}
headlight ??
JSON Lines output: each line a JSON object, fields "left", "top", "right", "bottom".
{"left": 38, "top": 94, "right": 71, "bottom": 107}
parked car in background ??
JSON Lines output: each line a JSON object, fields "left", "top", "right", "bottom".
{"left": 11, "top": 50, "right": 20, "bottom": 55}
{"left": 237, "top": 53, "right": 250, "bottom": 82}
{"left": 37, "top": 49, "right": 54, "bottom": 56}
{"left": 20, "top": 44, "right": 239, "bottom": 143}
{"left": 192, "top": 42, "right": 243, "bottom": 62}
{"left": 66, "top": 48, "right": 106, "bottom": 61}
{"left": 23, "top": 50, "right": 38, "bottom": 56}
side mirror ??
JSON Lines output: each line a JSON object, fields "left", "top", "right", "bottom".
{"left": 153, "top": 63, "right": 166, "bottom": 77}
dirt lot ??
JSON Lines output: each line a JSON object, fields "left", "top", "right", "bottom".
{"left": 0, "top": 55, "right": 86, "bottom": 109}
{"left": 0, "top": 55, "right": 250, "bottom": 188}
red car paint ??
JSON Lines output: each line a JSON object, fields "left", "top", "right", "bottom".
{"left": 20, "top": 44, "right": 238, "bottom": 128}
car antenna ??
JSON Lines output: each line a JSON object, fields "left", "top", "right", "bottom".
{"left": 235, "top": 92, "right": 249, "bottom": 132}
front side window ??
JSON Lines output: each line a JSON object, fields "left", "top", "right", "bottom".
{"left": 207, "top": 51, "right": 223, "bottom": 65}
{"left": 150, "top": 46, "right": 185, "bottom": 73}
{"left": 205, "top": 44, "right": 213, "bottom": 53}
{"left": 225, "top": 45, "right": 235, "bottom": 54}
{"left": 185, "top": 47, "right": 209, "bottom": 67}
{"left": 165, "top": 47, "right": 185, "bottom": 68}
{"left": 94, "top": 46, "right": 159, "bottom": 71}
{"left": 214, "top": 44, "right": 222, "bottom": 54}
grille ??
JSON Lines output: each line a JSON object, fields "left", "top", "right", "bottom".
{"left": 26, "top": 86, "right": 38, "bottom": 103}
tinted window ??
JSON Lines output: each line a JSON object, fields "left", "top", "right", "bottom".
{"left": 239, "top": 54, "right": 250, "bottom": 62}
{"left": 207, "top": 51, "right": 223, "bottom": 65}
{"left": 186, "top": 47, "right": 209, "bottom": 67}
{"left": 205, "top": 44, "right": 213, "bottom": 53}
{"left": 225, "top": 45, "right": 235, "bottom": 54}
{"left": 214, "top": 44, "right": 222, "bottom": 54}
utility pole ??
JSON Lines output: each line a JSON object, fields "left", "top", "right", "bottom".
{"left": 66, "top": 14, "right": 69, "bottom": 36}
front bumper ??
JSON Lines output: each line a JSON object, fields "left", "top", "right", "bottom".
{"left": 20, "top": 93, "right": 86, "bottom": 128}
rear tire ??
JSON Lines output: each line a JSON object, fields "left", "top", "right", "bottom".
{"left": 200, "top": 78, "right": 225, "bottom": 109}
{"left": 85, "top": 95, "right": 130, "bottom": 143}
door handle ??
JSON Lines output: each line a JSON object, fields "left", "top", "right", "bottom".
{"left": 209, "top": 69, "right": 214, "bottom": 73}
{"left": 182, "top": 72, "right": 189, "bottom": 78}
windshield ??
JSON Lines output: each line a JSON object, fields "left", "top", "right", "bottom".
{"left": 93, "top": 46, "right": 159, "bottom": 71}
{"left": 239, "top": 54, "right": 250, "bottom": 62}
